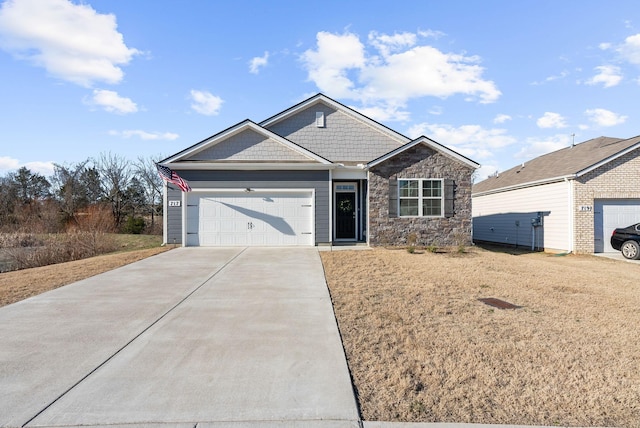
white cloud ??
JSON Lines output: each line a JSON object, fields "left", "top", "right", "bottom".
{"left": 300, "top": 31, "right": 366, "bottom": 99}
{"left": 109, "top": 130, "right": 179, "bottom": 140}
{"left": 300, "top": 30, "right": 500, "bottom": 121}
{"left": 249, "top": 51, "right": 269, "bottom": 74}
{"left": 536, "top": 112, "right": 568, "bottom": 129}
{"left": 474, "top": 164, "right": 500, "bottom": 182}
{"left": 24, "top": 161, "right": 55, "bottom": 176}
{"left": 585, "top": 65, "right": 623, "bottom": 88}
{"left": 0, "top": 157, "right": 54, "bottom": 176}
{"left": 418, "top": 29, "right": 446, "bottom": 39}
{"left": 406, "top": 122, "right": 516, "bottom": 161}
{"left": 515, "top": 134, "right": 571, "bottom": 161}
{"left": 493, "top": 114, "right": 511, "bottom": 124}
{"left": 88, "top": 89, "right": 137, "bottom": 114}
{"left": 189, "top": 90, "right": 224, "bottom": 116}
{"left": 618, "top": 33, "right": 640, "bottom": 65}
{"left": 368, "top": 31, "right": 417, "bottom": 57}
{"left": 0, "top": 156, "right": 20, "bottom": 171}
{"left": 354, "top": 105, "right": 410, "bottom": 122}
{"left": 532, "top": 70, "right": 569, "bottom": 85}
{"left": 0, "top": 0, "right": 139, "bottom": 87}
{"left": 428, "top": 106, "right": 443, "bottom": 115}
{"left": 584, "top": 108, "right": 627, "bottom": 127}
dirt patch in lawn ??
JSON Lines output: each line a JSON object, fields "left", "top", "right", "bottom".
{"left": 320, "top": 247, "right": 640, "bottom": 428}
{"left": 0, "top": 246, "right": 171, "bottom": 307}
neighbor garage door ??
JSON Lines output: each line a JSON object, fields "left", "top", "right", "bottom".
{"left": 185, "top": 190, "right": 314, "bottom": 246}
{"left": 594, "top": 199, "right": 640, "bottom": 252}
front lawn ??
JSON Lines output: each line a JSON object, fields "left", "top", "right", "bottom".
{"left": 320, "top": 247, "right": 640, "bottom": 427}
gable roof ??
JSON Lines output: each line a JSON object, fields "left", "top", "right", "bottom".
{"left": 260, "top": 93, "right": 410, "bottom": 143}
{"left": 160, "top": 120, "right": 332, "bottom": 168}
{"left": 367, "top": 136, "right": 480, "bottom": 169}
{"left": 159, "top": 93, "right": 480, "bottom": 170}
{"left": 473, "top": 135, "right": 640, "bottom": 195}
{"left": 260, "top": 93, "right": 409, "bottom": 163}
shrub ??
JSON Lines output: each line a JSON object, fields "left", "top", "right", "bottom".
{"left": 122, "top": 216, "right": 146, "bottom": 234}
{"left": 406, "top": 232, "right": 417, "bottom": 254}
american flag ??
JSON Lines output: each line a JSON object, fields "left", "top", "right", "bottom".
{"left": 156, "top": 163, "right": 192, "bottom": 192}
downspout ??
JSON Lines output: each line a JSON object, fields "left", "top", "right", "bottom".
{"left": 531, "top": 226, "right": 535, "bottom": 251}
{"left": 328, "top": 168, "right": 333, "bottom": 244}
{"left": 181, "top": 189, "right": 187, "bottom": 247}
{"left": 363, "top": 165, "right": 370, "bottom": 247}
{"left": 162, "top": 182, "right": 168, "bottom": 245}
{"left": 566, "top": 177, "right": 574, "bottom": 253}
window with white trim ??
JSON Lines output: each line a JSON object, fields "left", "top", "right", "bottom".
{"left": 398, "top": 179, "right": 443, "bottom": 217}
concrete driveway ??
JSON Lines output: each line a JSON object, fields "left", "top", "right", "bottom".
{"left": 594, "top": 251, "right": 640, "bottom": 263}
{"left": 0, "top": 247, "right": 360, "bottom": 428}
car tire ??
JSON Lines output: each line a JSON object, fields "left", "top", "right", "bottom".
{"left": 621, "top": 240, "right": 640, "bottom": 260}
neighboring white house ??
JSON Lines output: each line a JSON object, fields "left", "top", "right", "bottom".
{"left": 472, "top": 135, "right": 640, "bottom": 253}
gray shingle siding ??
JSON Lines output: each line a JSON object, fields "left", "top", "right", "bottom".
{"left": 185, "top": 129, "right": 311, "bottom": 161}
{"left": 266, "top": 104, "right": 403, "bottom": 163}
{"left": 166, "top": 170, "right": 330, "bottom": 245}
{"left": 166, "top": 187, "right": 183, "bottom": 245}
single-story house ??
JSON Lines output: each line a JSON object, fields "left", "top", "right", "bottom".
{"left": 472, "top": 135, "right": 640, "bottom": 253}
{"left": 159, "top": 93, "right": 479, "bottom": 247}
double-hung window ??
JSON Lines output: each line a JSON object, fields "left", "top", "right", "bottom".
{"left": 398, "top": 179, "right": 443, "bottom": 217}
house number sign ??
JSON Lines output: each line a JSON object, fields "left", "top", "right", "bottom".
{"left": 578, "top": 205, "right": 592, "bottom": 212}
{"left": 169, "top": 200, "right": 181, "bottom": 207}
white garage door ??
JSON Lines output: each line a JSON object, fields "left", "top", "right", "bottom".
{"left": 186, "top": 190, "right": 314, "bottom": 246}
{"left": 594, "top": 199, "right": 640, "bottom": 252}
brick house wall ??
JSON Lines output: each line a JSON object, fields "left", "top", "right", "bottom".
{"left": 573, "top": 148, "right": 640, "bottom": 253}
{"left": 368, "top": 144, "right": 475, "bottom": 247}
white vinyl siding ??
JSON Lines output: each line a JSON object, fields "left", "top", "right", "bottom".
{"left": 472, "top": 181, "right": 570, "bottom": 251}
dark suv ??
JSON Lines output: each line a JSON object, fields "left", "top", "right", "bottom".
{"left": 611, "top": 223, "right": 640, "bottom": 260}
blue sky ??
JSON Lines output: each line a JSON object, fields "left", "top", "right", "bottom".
{"left": 1, "top": 0, "right": 640, "bottom": 181}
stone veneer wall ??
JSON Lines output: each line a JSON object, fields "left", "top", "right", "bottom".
{"left": 368, "top": 144, "right": 475, "bottom": 247}
{"left": 573, "top": 148, "right": 640, "bottom": 253}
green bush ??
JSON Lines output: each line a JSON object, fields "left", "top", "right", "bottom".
{"left": 123, "top": 216, "right": 146, "bottom": 234}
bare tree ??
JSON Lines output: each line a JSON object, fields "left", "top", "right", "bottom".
{"left": 95, "top": 152, "right": 132, "bottom": 228}
{"left": 50, "top": 160, "right": 91, "bottom": 225}
{"left": 134, "top": 154, "right": 164, "bottom": 231}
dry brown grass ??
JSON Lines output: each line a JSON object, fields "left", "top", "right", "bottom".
{"left": 320, "top": 246, "right": 640, "bottom": 428}
{"left": 0, "top": 246, "right": 171, "bottom": 307}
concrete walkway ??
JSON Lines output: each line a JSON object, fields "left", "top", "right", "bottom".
{"left": 0, "top": 247, "right": 360, "bottom": 427}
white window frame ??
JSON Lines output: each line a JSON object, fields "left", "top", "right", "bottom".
{"left": 398, "top": 178, "right": 444, "bottom": 218}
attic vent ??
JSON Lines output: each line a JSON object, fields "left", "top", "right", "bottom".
{"left": 315, "top": 112, "right": 325, "bottom": 128}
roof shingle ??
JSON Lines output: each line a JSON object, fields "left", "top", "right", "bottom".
{"left": 473, "top": 135, "right": 640, "bottom": 194}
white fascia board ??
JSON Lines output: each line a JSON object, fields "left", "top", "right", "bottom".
{"left": 576, "top": 141, "right": 640, "bottom": 177}
{"left": 164, "top": 120, "right": 332, "bottom": 165}
{"left": 259, "top": 94, "right": 410, "bottom": 146}
{"left": 367, "top": 137, "right": 480, "bottom": 169}
{"left": 168, "top": 162, "right": 337, "bottom": 171}
{"left": 472, "top": 174, "right": 576, "bottom": 197}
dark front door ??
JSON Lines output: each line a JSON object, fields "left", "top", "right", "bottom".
{"left": 335, "top": 192, "right": 356, "bottom": 239}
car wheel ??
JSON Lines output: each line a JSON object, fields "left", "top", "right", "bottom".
{"left": 621, "top": 240, "right": 640, "bottom": 260}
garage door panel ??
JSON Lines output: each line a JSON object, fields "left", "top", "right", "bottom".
{"left": 187, "top": 191, "right": 313, "bottom": 246}
{"left": 595, "top": 199, "right": 640, "bottom": 252}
